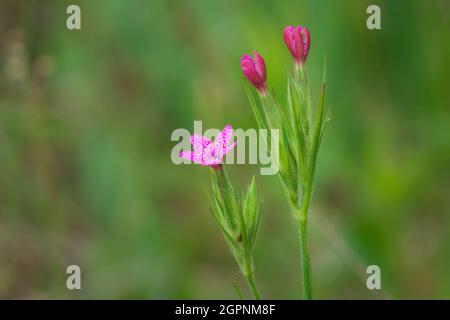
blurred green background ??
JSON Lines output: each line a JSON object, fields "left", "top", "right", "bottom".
{"left": 0, "top": 0, "right": 449, "bottom": 299}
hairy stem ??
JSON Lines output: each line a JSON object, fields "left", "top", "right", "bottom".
{"left": 298, "top": 217, "right": 312, "bottom": 299}
{"left": 296, "top": 178, "right": 313, "bottom": 299}
{"left": 243, "top": 235, "right": 260, "bottom": 300}
{"left": 244, "top": 267, "right": 261, "bottom": 300}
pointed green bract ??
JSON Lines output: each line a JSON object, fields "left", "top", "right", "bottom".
{"left": 207, "top": 167, "right": 262, "bottom": 299}
{"left": 243, "top": 176, "right": 261, "bottom": 250}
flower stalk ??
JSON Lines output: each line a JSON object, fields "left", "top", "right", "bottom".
{"left": 210, "top": 166, "right": 262, "bottom": 300}
{"left": 179, "top": 125, "right": 262, "bottom": 299}
{"left": 242, "top": 26, "right": 329, "bottom": 299}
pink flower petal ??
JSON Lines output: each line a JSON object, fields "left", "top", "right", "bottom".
{"left": 179, "top": 150, "right": 194, "bottom": 162}
{"left": 241, "top": 56, "right": 263, "bottom": 86}
{"left": 283, "top": 26, "right": 298, "bottom": 60}
{"left": 226, "top": 141, "right": 238, "bottom": 154}
{"left": 179, "top": 147, "right": 206, "bottom": 165}
{"left": 190, "top": 135, "right": 211, "bottom": 151}
{"left": 213, "top": 125, "right": 233, "bottom": 158}
{"left": 253, "top": 51, "right": 266, "bottom": 82}
{"left": 180, "top": 126, "right": 238, "bottom": 167}
{"left": 284, "top": 25, "right": 310, "bottom": 64}
{"left": 293, "top": 26, "right": 304, "bottom": 62}
{"left": 300, "top": 27, "right": 310, "bottom": 60}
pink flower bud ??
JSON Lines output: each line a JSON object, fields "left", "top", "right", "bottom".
{"left": 241, "top": 51, "right": 267, "bottom": 94}
{"left": 283, "top": 26, "right": 310, "bottom": 65}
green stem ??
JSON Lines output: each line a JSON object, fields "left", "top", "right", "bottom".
{"left": 297, "top": 180, "right": 313, "bottom": 299}
{"left": 243, "top": 237, "right": 261, "bottom": 300}
{"left": 244, "top": 268, "right": 261, "bottom": 300}
{"left": 295, "top": 62, "right": 315, "bottom": 299}
{"left": 298, "top": 64, "right": 313, "bottom": 137}
{"left": 298, "top": 217, "right": 312, "bottom": 299}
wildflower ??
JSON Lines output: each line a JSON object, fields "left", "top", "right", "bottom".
{"left": 241, "top": 51, "right": 267, "bottom": 94}
{"left": 245, "top": 26, "right": 327, "bottom": 300}
{"left": 179, "top": 125, "right": 237, "bottom": 168}
{"left": 178, "top": 124, "right": 262, "bottom": 299}
{"left": 283, "top": 26, "right": 310, "bottom": 64}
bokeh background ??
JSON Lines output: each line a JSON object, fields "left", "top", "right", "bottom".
{"left": 0, "top": 0, "right": 449, "bottom": 299}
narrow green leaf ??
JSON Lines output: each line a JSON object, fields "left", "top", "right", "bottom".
{"left": 310, "top": 58, "right": 327, "bottom": 180}
{"left": 210, "top": 170, "right": 236, "bottom": 232}
{"left": 232, "top": 280, "right": 245, "bottom": 300}
{"left": 291, "top": 78, "right": 311, "bottom": 144}
{"left": 243, "top": 176, "right": 259, "bottom": 248}
{"left": 246, "top": 86, "right": 272, "bottom": 152}
{"left": 246, "top": 86, "right": 269, "bottom": 131}
{"left": 215, "top": 168, "right": 240, "bottom": 232}
{"left": 288, "top": 79, "right": 306, "bottom": 173}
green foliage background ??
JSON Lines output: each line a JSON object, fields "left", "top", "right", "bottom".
{"left": 0, "top": 0, "right": 449, "bottom": 299}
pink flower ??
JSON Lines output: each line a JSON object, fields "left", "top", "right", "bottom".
{"left": 179, "top": 125, "right": 237, "bottom": 168}
{"left": 283, "top": 26, "right": 310, "bottom": 65}
{"left": 241, "top": 51, "right": 267, "bottom": 94}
